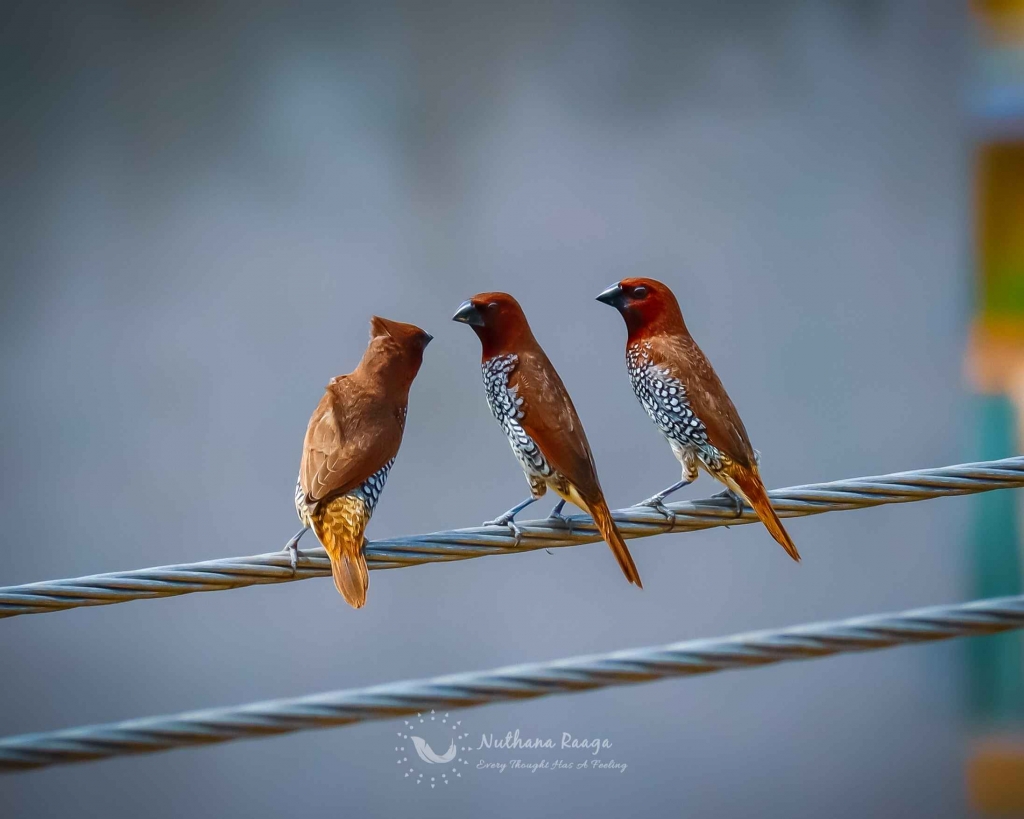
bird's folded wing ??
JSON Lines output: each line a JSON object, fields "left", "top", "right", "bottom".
{"left": 514, "top": 350, "right": 603, "bottom": 498}
{"left": 300, "top": 386, "right": 401, "bottom": 503}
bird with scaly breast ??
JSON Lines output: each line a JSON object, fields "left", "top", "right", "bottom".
{"left": 596, "top": 278, "right": 800, "bottom": 562}
{"left": 284, "top": 316, "right": 432, "bottom": 607}
{"left": 453, "top": 292, "right": 643, "bottom": 587}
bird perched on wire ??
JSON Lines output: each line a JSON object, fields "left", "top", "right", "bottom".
{"left": 285, "top": 316, "right": 432, "bottom": 608}
{"left": 453, "top": 292, "right": 642, "bottom": 587}
{"left": 596, "top": 278, "right": 800, "bottom": 562}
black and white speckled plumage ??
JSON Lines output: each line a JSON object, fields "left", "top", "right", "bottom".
{"left": 627, "top": 342, "right": 723, "bottom": 472}
{"left": 482, "top": 353, "right": 552, "bottom": 495}
{"left": 294, "top": 459, "right": 395, "bottom": 527}
{"left": 355, "top": 458, "right": 395, "bottom": 513}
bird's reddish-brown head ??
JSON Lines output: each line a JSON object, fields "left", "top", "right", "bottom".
{"left": 596, "top": 277, "right": 687, "bottom": 342}
{"left": 359, "top": 315, "right": 432, "bottom": 387}
{"left": 452, "top": 292, "right": 537, "bottom": 359}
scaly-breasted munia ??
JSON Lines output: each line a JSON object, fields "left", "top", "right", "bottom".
{"left": 453, "top": 292, "right": 642, "bottom": 587}
{"left": 597, "top": 278, "right": 800, "bottom": 562}
{"left": 284, "top": 316, "right": 432, "bottom": 608}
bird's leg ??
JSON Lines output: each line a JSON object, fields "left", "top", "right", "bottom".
{"left": 282, "top": 526, "right": 309, "bottom": 573}
{"left": 712, "top": 488, "right": 745, "bottom": 518}
{"left": 483, "top": 497, "right": 538, "bottom": 546}
{"left": 546, "top": 499, "right": 573, "bottom": 533}
{"left": 637, "top": 479, "right": 692, "bottom": 524}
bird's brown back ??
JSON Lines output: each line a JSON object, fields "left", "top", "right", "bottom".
{"left": 300, "top": 371, "right": 407, "bottom": 505}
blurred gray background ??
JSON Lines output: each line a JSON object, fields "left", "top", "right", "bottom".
{"left": 0, "top": 1, "right": 973, "bottom": 816}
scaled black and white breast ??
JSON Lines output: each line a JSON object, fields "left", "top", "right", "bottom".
{"left": 626, "top": 343, "right": 722, "bottom": 471}
{"left": 482, "top": 354, "right": 553, "bottom": 487}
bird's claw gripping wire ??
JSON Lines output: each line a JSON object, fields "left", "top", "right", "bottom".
{"left": 637, "top": 495, "right": 677, "bottom": 526}
{"left": 710, "top": 489, "right": 745, "bottom": 528}
{"left": 712, "top": 488, "right": 745, "bottom": 518}
{"left": 282, "top": 526, "right": 308, "bottom": 575}
{"left": 484, "top": 496, "right": 539, "bottom": 547}
{"left": 633, "top": 478, "right": 694, "bottom": 526}
{"left": 282, "top": 544, "right": 299, "bottom": 573}
{"left": 545, "top": 499, "right": 574, "bottom": 534}
{"left": 484, "top": 515, "right": 524, "bottom": 546}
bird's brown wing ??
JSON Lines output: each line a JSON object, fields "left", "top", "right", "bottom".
{"left": 300, "top": 377, "right": 403, "bottom": 503}
{"left": 512, "top": 348, "right": 642, "bottom": 586}
{"left": 512, "top": 348, "right": 603, "bottom": 500}
{"left": 648, "top": 335, "right": 757, "bottom": 468}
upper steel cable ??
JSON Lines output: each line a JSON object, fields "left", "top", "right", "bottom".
{"left": 1, "top": 457, "right": 1022, "bottom": 619}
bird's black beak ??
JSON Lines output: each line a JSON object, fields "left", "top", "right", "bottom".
{"left": 452, "top": 300, "right": 485, "bottom": 327}
{"left": 422, "top": 332, "right": 434, "bottom": 346}
{"left": 596, "top": 283, "right": 626, "bottom": 309}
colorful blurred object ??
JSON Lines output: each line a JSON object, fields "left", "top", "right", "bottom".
{"left": 967, "top": 2, "right": 1024, "bottom": 813}
{"left": 974, "top": 0, "right": 1024, "bottom": 134}
{"left": 977, "top": 144, "right": 1024, "bottom": 320}
{"left": 968, "top": 738, "right": 1024, "bottom": 815}
{"left": 974, "top": 1, "right": 1024, "bottom": 40}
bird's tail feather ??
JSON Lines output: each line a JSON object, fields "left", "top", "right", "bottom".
{"left": 313, "top": 495, "right": 371, "bottom": 608}
{"left": 330, "top": 551, "right": 369, "bottom": 608}
{"left": 727, "top": 465, "right": 801, "bottom": 562}
{"left": 588, "top": 496, "right": 643, "bottom": 588}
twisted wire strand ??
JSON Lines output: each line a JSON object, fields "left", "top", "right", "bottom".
{"left": 2, "top": 593, "right": 1022, "bottom": 772}
{"left": 2, "top": 456, "right": 1022, "bottom": 619}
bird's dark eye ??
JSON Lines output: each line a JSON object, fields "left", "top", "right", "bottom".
{"left": 488, "top": 302, "right": 498, "bottom": 311}
{"left": 633, "top": 286, "right": 647, "bottom": 299}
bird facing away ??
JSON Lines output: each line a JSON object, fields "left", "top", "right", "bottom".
{"left": 285, "top": 316, "right": 432, "bottom": 608}
{"left": 596, "top": 278, "right": 800, "bottom": 562}
{"left": 453, "top": 292, "right": 643, "bottom": 587}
